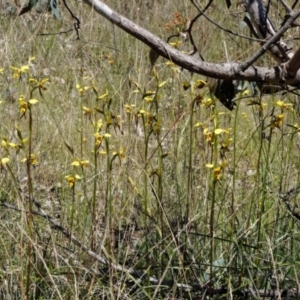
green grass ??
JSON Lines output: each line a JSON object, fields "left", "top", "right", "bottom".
{"left": 1, "top": 1, "right": 300, "bottom": 299}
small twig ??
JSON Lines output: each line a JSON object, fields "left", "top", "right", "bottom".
{"left": 278, "top": 187, "right": 300, "bottom": 221}
{"left": 62, "top": 0, "right": 81, "bottom": 39}
{"left": 279, "top": 0, "right": 300, "bottom": 28}
{"left": 190, "top": 0, "right": 264, "bottom": 43}
{"left": 243, "top": 16, "right": 260, "bottom": 39}
{"left": 265, "top": 0, "right": 272, "bottom": 28}
{"left": 37, "top": 29, "right": 73, "bottom": 36}
{"left": 166, "top": 0, "right": 214, "bottom": 61}
{"left": 188, "top": 0, "right": 213, "bottom": 57}
{"left": 238, "top": 7, "right": 300, "bottom": 72}
{"left": 292, "top": 0, "right": 299, "bottom": 10}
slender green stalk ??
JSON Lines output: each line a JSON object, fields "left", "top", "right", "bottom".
{"left": 69, "top": 184, "right": 76, "bottom": 237}
{"left": 255, "top": 98, "right": 264, "bottom": 249}
{"left": 104, "top": 131, "right": 112, "bottom": 238}
{"left": 152, "top": 72, "right": 165, "bottom": 275}
{"left": 142, "top": 113, "right": 151, "bottom": 281}
{"left": 67, "top": 183, "right": 75, "bottom": 300}
{"left": 186, "top": 79, "right": 195, "bottom": 223}
{"left": 232, "top": 101, "right": 240, "bottom": 220}
{"left": 256, "top": 99, "right": 273, "bottom": 250}
{"left": 25, "top": 89, "right": 35, "bottom": 299}
{"left": 91, "top": 131, "right": 98, "bottom": 250}
{"left": 206, "top": 105, "right": 220, "bottom": 295}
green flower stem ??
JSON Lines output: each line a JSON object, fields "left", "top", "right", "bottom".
{"left": 25, "top": 95, "right": 34, "bottom": 298}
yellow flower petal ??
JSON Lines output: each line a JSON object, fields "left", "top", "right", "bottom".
{"left": 83, "top": 106, "right": 92, "bottom": 114}
{"left": 9, "top": 143, "right": 19, "bottom": 149}
{"left": 195, "top": 79, "right": 207, "bottom": 89}
{"left": 98, "top": 89, "right": 109, "bottom": 99}
{"left": 20, "top": 66, "right": 30, "bottom": 73}
{"left": 242, "top": 89, "right": 250, "bottom": 96}
{"left": 158, "top": 81, "right": 167, "bottom": 88}
{"left": 71, "top": 160, "right": 80, "bottom": 166}
{"left": 194, "top": 122, "right": 203, "bottom": 128}
{"left": 65, "top": 175, "right": 75, "bottom": 188}
{"left": 214, "top": 128, "right": 228, "bottom": 135}
{"left": 206, "top": 164, "right": 214, "bottom": 168}
{"left": 1, "top": 157, "right": 9, "bottom": 164}
{"left": 80, "top": 160, "right": 89, "bottom": 167}
{"left": 29, "top": 99, "right": 39, "bottom": 104}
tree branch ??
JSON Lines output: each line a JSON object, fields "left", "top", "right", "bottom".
{"left": 284, "top": 47, "right": 300, "bottom": 76}
{"left": 81, "top": 0, "right": 300, "bottom": 86}
{"left": 191, "top": 0, "right": 264, "bottom": 43}
{"left": 239, "top": 6, "right": 300, "bottom": 72}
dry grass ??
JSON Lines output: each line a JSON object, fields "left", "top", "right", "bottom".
{"left": 1, "top": 1, "right": 300, "bottom": 299}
